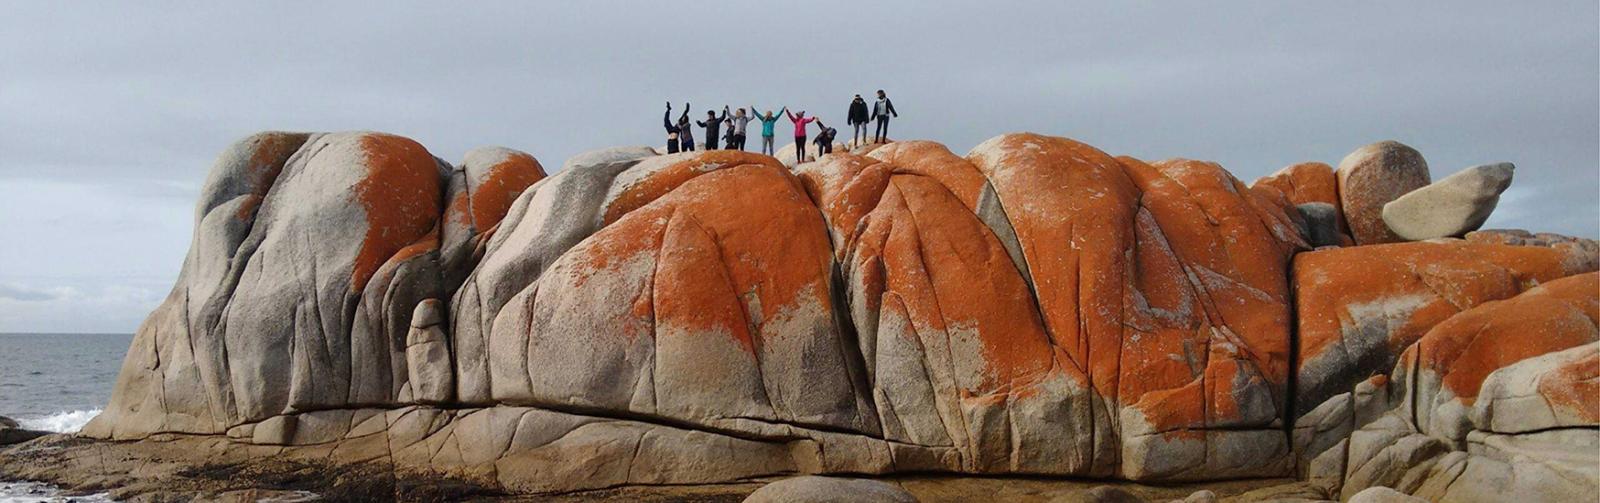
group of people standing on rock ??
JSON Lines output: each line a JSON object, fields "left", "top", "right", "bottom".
{"left": 662, "top": 90, "right": 899, "bottom": 164}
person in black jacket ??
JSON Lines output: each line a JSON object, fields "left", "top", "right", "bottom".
{"left": 872, "top": 89, "right": 898, "bottom": 143}
{"left": 813, "top": 119, "right": 837, "bottom": 156}
{"left": 847, "top": 95, "right": 870, "bottom": 145}
{"left": 697, "top": 107, "right": 728, "bottom": 150}
{"left": 663, "top": 101, "right": 681, "bottom": 153}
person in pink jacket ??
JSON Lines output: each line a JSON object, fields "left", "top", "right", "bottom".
{"left": 786, "top": 109, "right": 818, "bottom": 164}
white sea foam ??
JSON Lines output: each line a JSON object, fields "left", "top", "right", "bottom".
{"left": 17, "top": 409, "right": 100, "bottom": 433}
{"left": 0, "top": 482, "right": 113, "bottom": 503}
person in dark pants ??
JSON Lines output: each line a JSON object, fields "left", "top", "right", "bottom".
{"left": 725, "top": 107, "right": 751, "bottom": 151}
{"left": 676, "top": 104, "right": 695, "bottom": 151}
{"left": 697, "top": 108, "right": 728, "bottom": 150}
{"left": 813, "top": 119, "right": 837, "bottom": 156}
{"left": 786, "top": 109, "right": 817, "bottom": 164}
{"left": 872, "top": 90, "right": 898, "bottom": 143}
{"left": 847, "top": 95, "right": 870, "bottom": 145}
{"left": 663, "top": 101, "right": 681, "bottom": 153}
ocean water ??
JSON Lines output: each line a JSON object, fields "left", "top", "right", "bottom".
{"left": 0, "top": 332, "right": 131, "bottom": 432}
{"left": 0, "top": 333, "right": 129, "bottom": 502}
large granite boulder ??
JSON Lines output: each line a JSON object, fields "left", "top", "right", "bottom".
{"left": 82, "top": 132, "right": 539, "bottom": 439}
{"left": 1381, "top": 162, "right": 1513, "bottom": 240}
{"left": 1291, "top": 240, "right": 1595, "bottom": 418}
{"left": 1336, "top": 141, "right": 1431, "bottom": 245}
{"left": 1301, "top": 273, "right": 1599, "bottom": 501}
{"left": 64, "top": 130, "right": 1598, "bottom": 499}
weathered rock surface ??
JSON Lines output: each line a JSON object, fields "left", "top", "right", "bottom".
{"left": 1466, "top": 228, "right": 1600, "bottom": 271}
{"left": 744, "top": 476, "right": 918, "bottom": 503}
{"left": 1336, "top": 141, "right": 1431, "bottom": 245}
{"left": 26, "top": 130, "right": 1595, "bottom": 501}
{"left": 1382, "top": 162, "right": 1513, "bottom": 240}
{"left": 1254, "top": 161, "right": 1353, "bottom": 246}
{"left": 1292, "top": 240, "right": 1595, "bottom": 418}
{"left": 1298, "top": 273, "right": 1599, "bottom": 501}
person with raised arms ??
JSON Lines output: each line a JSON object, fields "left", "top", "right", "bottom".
{"left": 751, "top": 105, "right": 786, "bottom": 156}
{"left": 786, "top": 109, "right": 818, "bottom": 164}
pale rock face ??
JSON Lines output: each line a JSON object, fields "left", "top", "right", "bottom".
{"left": 1381, "top": 162, "right": 1513, "bottom": 240}
{"left": 405, "top": 299, "right": 453, "bottom": 404}
{"left": 742, "top": 476, "right": 918, "bottom": 503}
{"left": 1336, "top": 141, "right": 1431, "bottom": 245}
{"left": 448, "top": 146, "right": 655, "bottom": 404}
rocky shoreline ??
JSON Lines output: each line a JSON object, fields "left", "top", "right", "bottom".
{"left": 2, "top": 432, "right": 1314, "bottom": 501}
{"left": 3, "top": 131, "right": 1593, "bottom": 502}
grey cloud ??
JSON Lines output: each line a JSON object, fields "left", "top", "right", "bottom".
{"left": 0, "top": 283, "right": 65, "bottom": 302}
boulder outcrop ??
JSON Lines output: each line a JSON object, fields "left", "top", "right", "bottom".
{"left": 1336, "top": 141, "right": 1431, "bottom": 245}
{"left": 1382, "top": 162, "right": 1513, "bottom": 240}
{"left": 29, "top": 130, "right": 1594, "bottom": 501}
{"left": 1298, "top": 273, "right": 1599, "bottom": 501}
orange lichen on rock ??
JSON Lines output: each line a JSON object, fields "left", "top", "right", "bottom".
{"left": 867, "top": 140, "right": 990, "bottom": 209}
{"left": 1539, "top": 344, "right": 1600, "bottom": 422}
{"left": 1116, "top": 156, "right": 1298, "bottom": 433}
{"left": 873, "top": 174, "right": 1056, "bottom": 393}
{"left": 578, "top": 161, "right": 832, "bottom": 346}
{"left": 351, "top": 133, "right": 444, "bottom": 291}
{"left": 600, "top": 150, "right": 781, "bottom": 226}
{"left": 969, "top": 133, "right": 1141, "bottom": 393}
{"left": 470, "top": 150, "right": 545, "bottom": 230}
{"left": 235, "top": 132, "right": 311, "bottom": 220}
{"left": 1413, "top": 272, "right": 1599, "bottom": 402}
{"left": 1251, "top": 161, "right": 1347, "bottom": 236}
{"left": 1293, "top": 241, "right": 1595, "bottom": 414}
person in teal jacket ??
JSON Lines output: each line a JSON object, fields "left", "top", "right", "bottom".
{"left": 751, "top": 105, "right": 786, "bottom": 156}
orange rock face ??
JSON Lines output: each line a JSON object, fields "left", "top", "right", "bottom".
{"left": 1393, "top": 272, "right": 1600, "bottom": 442}
{"left": 470, "top": 150, "right": 545, "bottom": 232}
{"left": 1336, "top": 141, "right": 1430, "bottom": 245}
{"left": 352, "top": 133, "right": 445, "bottom": 291}
{"left": 1293, "top": 241, "right": 1596, "bottom": 415}
{"left": 793, "top": 133, "right": 1308, "bottom": 478}
{"left": 1252, "top": 161, "right": 1352, "bottom": 244}
{"left": 1411, "top": 272, "right": 1598, "bottom": 403}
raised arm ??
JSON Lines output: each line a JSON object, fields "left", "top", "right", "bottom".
{"left": 785, "top": 109, "right": 796, "bottom": 121}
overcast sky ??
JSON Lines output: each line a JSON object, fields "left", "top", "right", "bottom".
{"left": 1, "top": 2, "right": 1596, "bottom": 333}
